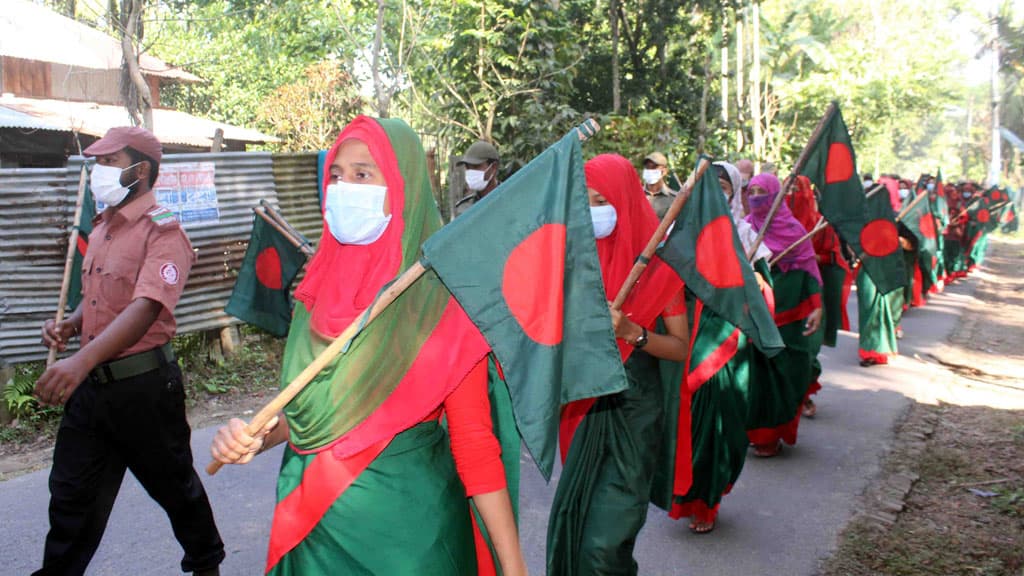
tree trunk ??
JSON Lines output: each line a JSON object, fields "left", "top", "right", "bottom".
{"left": 988, "top": 1, "right": 1001, "bottom": 187}
{"left": 698, "top": 48, "right": 711, "bottom": 154}
{"left": 120, "top": 0, "right": 153, "bottom": 130}
{"left": 735, "top": 5, "right": 745, "bottom": 153}
{"left": 372, "top": 0, "right": 389, "bottom": 118}
{"left": 611, "top": 0, "right": 621, "bottom": 114}
{"left": 750, "top": 0, "right": 762, "bottom": 171}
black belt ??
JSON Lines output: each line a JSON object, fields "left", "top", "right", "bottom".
{"left": 90, "top": 343, "right": 175, "bottom": 385}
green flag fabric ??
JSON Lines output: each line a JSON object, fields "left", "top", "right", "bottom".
{"left": 798, "top": 106, "right": 866, "bottom": 263}
{"left": 655, "top": 158, "right": 784, "bottom": 357}
{"left": 799, "top": 105, "right": 904, "bottom": 294}
{"left": 421, "top": 128, "right": 627, "bottom": 480}
{"left": 67, "top": 169, "right": 96, "bottom": 310}
{"left": 901, "top": 192, "right": 938, "bottom": 288}
{"left": 859, "top": 188, "right": 907, "bottom": 294}
{"left": 225, "top": 213, "right": 308, "bottom": 337}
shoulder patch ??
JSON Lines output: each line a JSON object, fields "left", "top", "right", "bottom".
{"left": 149, "top": 207, "right": 179, "bottom": 226}
{"left": 159, "top": 263, "right": 180, "bottom": 285}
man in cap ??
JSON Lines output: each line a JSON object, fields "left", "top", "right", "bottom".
{"left": 641, "top": 151, "right": 678, "bottom": 219}
{"left": 34, "top": 126, "right": 224, "bottom": 576}
{"left": 454, "top": 140, "right": 501, "bottom": 218}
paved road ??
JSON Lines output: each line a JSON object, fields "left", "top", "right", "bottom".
{"left": 1, "top": 277, "right": 979, "bottom": 575}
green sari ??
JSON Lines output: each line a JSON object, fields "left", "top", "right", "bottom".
{"left": 547, "top": 351, "right": 664, "bottom": 576}
{"left": 856, "top": 269, "right": 898, "bottom": 363}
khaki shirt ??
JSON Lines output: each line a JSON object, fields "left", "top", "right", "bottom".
{"left": 453, "top": 192, "right": 482, "bottom": 218}
{"left": 645, "top": 185, "right": 678, "bottom": 220}
{"left": 80, "top": 191, "right": 196, "bottom": 358}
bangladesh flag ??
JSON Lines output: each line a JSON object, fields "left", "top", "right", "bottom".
{"left": 968, "top": 192, "right": 1007, "bottom": 235}
{"left": 225, "top": 212, "right": 308, "bottom": 337}
{"left": 656, "top": 157, "right": 784, "bottom": 357}
{"left": 799, "top": 104, "right": 904, "bottom": 294}
{"left": 798, "top": 105, "right": 865, "bottom": 261}
{"left": 67, "top": 166, "right": 96, "bottom": 310}
{"left": 860, "top": 187, "right": 907, "bottom": 294}
{"left": 900, "top": 188, "right": 938, "bottom": 283}
{"left": 421, "top": 128, "right": 627, "bottom": 480}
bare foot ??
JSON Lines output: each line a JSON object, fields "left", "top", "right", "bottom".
{"left": 752, "top": 440, "right": 782, "bottom": 457}
{"left": 803, "top": 398, "right": 817, "bottom": 419}
{"left": 689, "top": 519, "right": 716, "bottom": 534}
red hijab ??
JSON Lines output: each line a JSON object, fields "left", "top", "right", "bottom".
{"left": 295, "top": 118, "right": 407, "bottom": 338}
{"left": 585, "top": 154, "right": 683, "bottom": 358}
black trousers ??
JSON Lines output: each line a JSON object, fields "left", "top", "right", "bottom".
{"left": 34, "top": 360, "right": 224, "bottom": 575}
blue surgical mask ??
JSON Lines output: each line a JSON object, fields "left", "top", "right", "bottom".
{"left": 926, "top": 183, "right": 935, "bottom": 192}
{"left": 324, "top": 182, "right": 392, "bottom": 245}
{"left": 590, "top": 205, "right": 617, "bottom": 239}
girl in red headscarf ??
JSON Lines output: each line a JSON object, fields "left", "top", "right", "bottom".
{"left": 211, "top": 117, "right": 525, "bottom": 575}
{"left": 787, "top": 175, "right": 853, "bottom": 352}
{"left": 547, "top": 154, "right": 689, "bottom": 575}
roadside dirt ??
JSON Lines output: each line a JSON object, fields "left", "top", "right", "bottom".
{"left": 821, "top": 235, "right": 1024, "bottom": 576}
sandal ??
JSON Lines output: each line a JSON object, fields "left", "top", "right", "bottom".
{"left": 802, "top": 398, "right": 817, "bottom": 419}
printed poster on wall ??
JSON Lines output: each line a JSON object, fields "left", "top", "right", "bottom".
{"left": 153, "top": 162, "right": 220, "bottom": 227}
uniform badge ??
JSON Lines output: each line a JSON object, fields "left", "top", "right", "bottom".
{"left": 160, "top": 263, "right": 180, "bottom": 285}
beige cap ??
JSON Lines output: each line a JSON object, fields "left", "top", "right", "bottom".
{"left": 643, "top": 151, "right": 668, "bottom": 166}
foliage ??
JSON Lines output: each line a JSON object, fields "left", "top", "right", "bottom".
{"left": 584, "top": 111, "right": 690, "bottom": 169}
{"left": 257, "top": 61, "right": 367, "bottom": 152}
{"left": 1, "top": 362, "right": 62, "bottom": 431}
{"left": 172, "top": 329, "right": 283, "bottom": 405}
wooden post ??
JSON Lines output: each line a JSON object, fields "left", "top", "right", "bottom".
{"left": 211, "top": 128, "right": 224, "bottom": 153}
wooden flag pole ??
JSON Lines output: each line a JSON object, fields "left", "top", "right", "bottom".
{"left": 746, "top": 101, "right": 838, "bottom": 261}
{"left": 208, "top": 119, "right": 603, "bottom": 475}
{"left": 895, "top": 190, "right": 929, "bottom": 222}
{"left": 253, "top": 206, "right": 315, "bottom": 256}
{"left": 259, "top": 199, "right": 313, "bottom": 252}
{"left": 47, "top": 166, "right": 89, "bottom": 367}
{"left": 768, "top": 216, "right": 827, "bottom": 267}
{"left": 609, "top": 157, "right": 713, "bottom": 310}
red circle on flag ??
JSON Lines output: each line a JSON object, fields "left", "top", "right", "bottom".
{"left": 696, "top": 216, "right": 745, "bottom": 288}
{"left": 825, "top": 142, "right": 855, "bottom": 184}
{"left": 256, "top": 247, "right": 283, "bottom": 289}
{"left": 918, "top": 213, "right": 936, "bottom": 240}
{"left": 76, "top": 236, "right": 88, "bottom": 258}
{"left": 502, "top": 223, "right": 566, "bottom": 346}
{"left": 977, "top": 209, "right": 990, "bottom": 223}
{"left": 991, "top": 191, "right": 1002, "bottom": 201}
{"left": 860, "top": 219, "right": 899, "bottom": 257}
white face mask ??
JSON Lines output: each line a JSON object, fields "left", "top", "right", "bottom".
{"left": 642, "top": 169, "right": 663, "bottom": 185}
{"left": 863, "top": 179, "right": 874, "bottom": 188}
{"left": 324, "top": 182, "right": 392, "bottom": 245}
{"left": 465, "top": 168, "right": 491, "bottom": 192}
{"left": 898, "top": 188, "right": 910, "bottom": 200}
{"left": 590, "top": 205, "right": 617, "bottom": 239}
{"left": 91, "top": 163, "right": 140, "bottom": 207}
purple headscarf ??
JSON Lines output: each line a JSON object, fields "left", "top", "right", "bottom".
{"left": 745, "top": 173, "right": 822, "bottom": 285}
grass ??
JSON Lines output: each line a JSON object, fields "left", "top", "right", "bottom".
{"left": 1, "top": 326, "right": 284, "bottom": 451}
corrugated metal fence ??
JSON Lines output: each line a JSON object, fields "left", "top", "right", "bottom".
{"left": 0, "top": 151, "right": 321, "bottom": 365}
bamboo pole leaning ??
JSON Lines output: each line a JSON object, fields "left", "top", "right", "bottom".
{"left": 609, "top": 158, "right": 713, "bottom": 310}
{"left": 47, "top": 166, "right": 89, "bottom": 367}
{"left": 207, "top": 119, "right": 602, "bottom": 475}
{"left": 768, "top": 216, "right": 827, "bottom": 268}
{"left": 746, "top": 101, "right": 838, "bottom": 261}
{"left": 253, "top": 206, "right": 315, "bottom": 256}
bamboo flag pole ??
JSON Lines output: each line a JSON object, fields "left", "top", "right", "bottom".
{"left": 47, "top": 166, "right": 89, "bottom": 367}
{"left": 609, "top": 158, "right": 713, "bottom": 310}
{"left": 254, "top": 206, "right": 315, "bottom": 256}
{"left": 895, "top": 190, "right": 929, "bottom": 222}
{"left": 746, "top": 101, "right": 838, "bottom": 261}
{"left": 207, "top": 119, "right": 602, "bottom": 475}
{"left": 768, "top": 216, "right": 827, "bottom": 267}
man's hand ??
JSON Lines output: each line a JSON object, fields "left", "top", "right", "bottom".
{"left": 34, "top": 355, "right": 91, "bottom": 406}
{"left": 41, "top": 319, "right": 78, "bottom": 352}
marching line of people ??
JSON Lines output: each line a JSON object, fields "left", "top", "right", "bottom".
{"left": 32, "top": 117, "right": 1015, "bottom": 576}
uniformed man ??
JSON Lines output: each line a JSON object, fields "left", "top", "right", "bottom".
{"left": 34, "top": 127, "right": 224, "bottom": 576}
{"left": 640, "top": 151, "right": 677, "bottom": 219}
{"left": 453, "top": 140, "right": 500, "bottom": 218}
